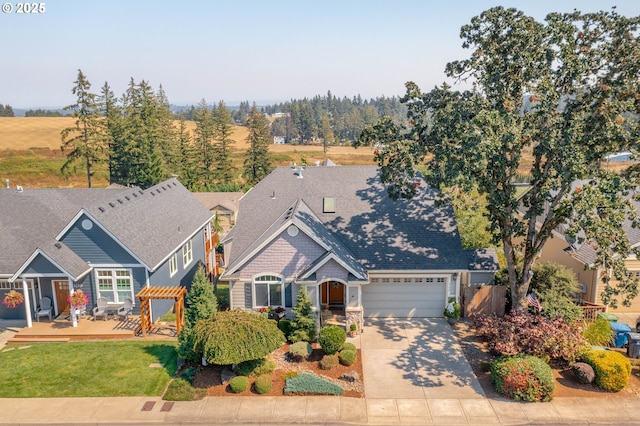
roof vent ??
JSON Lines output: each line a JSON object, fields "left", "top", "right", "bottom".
{"left": 109, "top": 202, "right": 115, "bottom": 208}
{"left": 98, "top": 207, "right": 105, "bottom": 212}
{"left": 125, "top": 195, "right": 130, "bottom": 201}
{"left": 54, "top": 242, "right": 62, "bottom": 249}
{"left": 117, "top": 199, "right": 123, "bottom": 204}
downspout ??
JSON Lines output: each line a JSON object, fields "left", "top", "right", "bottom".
{"left": 22, "top": 278, "right": 32, "bottom": 328}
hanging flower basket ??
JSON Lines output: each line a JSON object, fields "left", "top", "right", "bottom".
{"left": 3, "top": 290, "right": 24, "bottom": 309}
{"left": 68, "top": 290, "right": 89, "bottom": 309}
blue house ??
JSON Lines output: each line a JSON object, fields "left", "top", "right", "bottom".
{"left": 0, "top": 178, "right": 213, "bottom": 326}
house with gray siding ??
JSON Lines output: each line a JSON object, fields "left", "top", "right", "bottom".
{"left": 0, "top": 178, "right": 213, "bottom": 326}
{"left": 221, "top": 165, "right": 497, "bottom": 328}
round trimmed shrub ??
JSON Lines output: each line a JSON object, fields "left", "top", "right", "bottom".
{"left": 289, "top": 341, "right": 312, "bottom": 362}
{"left": 319, "top": 354, "right": 339, "bottom": 370}
{"left": 278, "top": 319, "right": 292, "bottom": 337}
{"left": 318, "top": 325, "right": 347, "bottom": 355}
{"left": 581, "top": 349, "right": 631, "bottom": 391}
{"left": 339, "top": 349, "right": 357, "bottom": 366}
{"left": 254, "top": 374, "right": 273, "bottom": 394}
{"left": 341, "top": 342, "right": 357, "bottom": 352}
{"left": 235, "top": 358, "right": 275, "bottom": 378}
{"left": 491, "top": 355, "right": 554, "bottom": 402}
{"left": 229, "top": 376, "right": 250, "bottom": 393}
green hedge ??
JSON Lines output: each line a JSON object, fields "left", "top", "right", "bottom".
{"left": 284, "top": 373, "right": 344, "bottom": 395}
{"left": 581, "top": 349, "right": 631, "bottom": 391}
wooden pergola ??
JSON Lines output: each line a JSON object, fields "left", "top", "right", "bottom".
{"left": 135, "top": 286, "right": 187, "bottom": 337}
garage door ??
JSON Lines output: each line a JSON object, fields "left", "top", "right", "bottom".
{"left": 362, "top": 277, "right": 447, "bottom": 318}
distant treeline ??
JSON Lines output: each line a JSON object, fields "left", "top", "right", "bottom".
{"left": 0, "top": 104, "right": 14, "bottom": 117}
{"left": 25, "top": 109, "right": 69, "bottom": 117}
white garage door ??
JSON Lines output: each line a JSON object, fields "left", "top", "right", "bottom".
{"left": 362, "top": 277, "right": 447, "bottom": 318}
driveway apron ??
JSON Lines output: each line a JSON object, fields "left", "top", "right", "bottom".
{"left": 361, "top": 318, "right": 485, "bottom": 399}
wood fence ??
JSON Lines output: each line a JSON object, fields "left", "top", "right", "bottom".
{"left": 462, "top": 285, "right": 507, "bottom": 317}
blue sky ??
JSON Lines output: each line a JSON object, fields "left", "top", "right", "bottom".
{"left": 1, "top": 0, "right": 639, "bottom": 108}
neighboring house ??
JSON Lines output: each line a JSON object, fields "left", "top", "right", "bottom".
{"left": 193, "top": 192, "right": 242, "bottom": 279}
{"left": 0, "top": 178, "right": 213, "bottom": 325}
{"left": 220, "top": 165, "right": 498, "bottom": 327}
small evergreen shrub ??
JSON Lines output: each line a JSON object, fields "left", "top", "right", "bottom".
{"left": 581, "top": 349, "right": 631, "bottom": 391}
{"left": 163, "top": 377, "right": 206, "bottom": 401}
{"left": 341, "top": 342, "right": 357, "bottom": 352}
{"left": 582, "top": 317, "right": 615, "bottom": 347}
{"left": 289, "top": 341, "right": 312, "bottom": 362}
{"left": 339, "top": 349, "right": 357, "bottom": 366}
{"left": 235, "top": 358, "right": 275, "bottom": 378}
{"left": 320, "top": 354, "right": 339, "bottom": 370}
{"left": 288, "top": 329, "right": 310, "bottom": 344}
{"left": 254, "top": 374, "right": 273, "bottom": 394}
{"left": 318, "top": 325, "right": 347, "bottom": 355}
{"left": 278, "top": 319, "right": 292, "bottom": 337}
{"left": 284, "top": 373, "right": 344, "bottom": 395}
{"left": 229, "top": 376, "right": 250, "bottom": 393}
{"left": 180, "top": 366, "right": 199, "bottom": 383}
{"left": 491, "top": 355, "right": 554, "bottom": 402}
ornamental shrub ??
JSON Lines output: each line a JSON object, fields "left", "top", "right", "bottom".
{"left": 229, "top": 376, "right": 250, "bottom": 393}
{"left": 284, "top": 373, "right": 344, "bottom": 395}
{"left": 289, "top": 341, "right": 312, "bottom": 362}
{"left": 529, "top": 262, "right": 582, "bottom": 322}
{"left": 289, "top": 286, "right": 316, "bottom": 342}
{"left": 491, "top": 355, "right": 554, "bottom": 402}
{"left": 341, "top": 342, "right": 357, "bottom": 352}
{"left": 254, "top": 374, "right": 273, "bottom": 394}
{"left": 581, "top": 349, "right": 631, "bottom": 391}
{"left": 163, "top": 377, "right": 206, "bottom": 401}
{"left": 288, "top": 329, "right": 310, "bottom": 344}
{"left": 278, "top": 319, "right": 292, "bottom": 337}
{"left": 318, "top": 325, "right": 347, "bottom": 355}
{"left": 194, "top": 310, "right": 285, "bottom": 365}
{"left": 320, "top": 354, "right": 339, "bottom": 370}
{"left": 235, "top": 358, "right": 275, "bottom": 378}
{"left": 339, "top": 349, "right": 357, "bottom": 366}
{"left": 582, "top": 317, "right": 615, "bottom": 347}
{"left": 474, "top": 312, "right": 588, "bottom": 365}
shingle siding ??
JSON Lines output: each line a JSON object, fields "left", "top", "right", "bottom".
{"left": 315, "top": 259, "right": 349, "bottom": 283}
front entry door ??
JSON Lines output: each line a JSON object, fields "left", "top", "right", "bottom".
{"left": 53, "top": 280, "right": 69, "bottom": 315}
{"left": 321, "top": 281, "right": 344, "bottom": 307}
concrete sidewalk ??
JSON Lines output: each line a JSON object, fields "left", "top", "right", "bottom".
{"left": 3, "top": 395, "right": 640, "bottom": 424}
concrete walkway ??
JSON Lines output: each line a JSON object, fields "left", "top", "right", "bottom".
{"left": 4, "top": 318, "right": 640, "bottom": 424}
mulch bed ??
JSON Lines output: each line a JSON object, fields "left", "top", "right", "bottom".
{"left": 190, "top": 343, "right": 364, "bottom": 398}
{"left": 452, "top": 318, "right": 640, "bottom": 398}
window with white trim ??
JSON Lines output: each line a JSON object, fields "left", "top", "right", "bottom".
{"left": 169, "top": 253, "right": 178, "bottom": 277}
{"left": 253, "top": 275, "right": 283, "bottom": 308}
{"left": 96, "top": 269, "right": 133, "bottom": 303}
{"left": 182, "top": 240, "right": 193, "bottom": 267}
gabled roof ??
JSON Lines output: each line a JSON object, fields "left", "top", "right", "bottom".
{"left": 225, "top": 166, "right": 468, "bottom": 272}
{"left": 0, "top": 179, "right": 212, "bottom": 278}
{"left": 192, "top": 192, "right": 243, "bottom": 214}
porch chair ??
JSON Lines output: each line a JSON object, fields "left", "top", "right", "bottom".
{"left": 35, "top": 296, "right": 53, "bottom": 322}
{"left": 117, "top": 297, "right": 134, "bottom": 321}
{"left": 92, "top": 297, "right": 109, "bottom": 321}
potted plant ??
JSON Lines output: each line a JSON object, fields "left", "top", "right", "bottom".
{"left": 444, "top": 297, "right": 460, "bottom": 325}
{"left": 270, "top": 306, "right": 286, "bottom": 321}
{"left": 2, "top": 290, "right": 24, "bottom": 309}
{"left": 349, "top": 323, "right": 357, "bottom": 337}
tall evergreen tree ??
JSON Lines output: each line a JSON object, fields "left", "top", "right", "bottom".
{"left": 243, "top": 105, "right": 271, "bottom": 186}
{"left": 212, "top": 100, "right": 235, "bottom": 183}
{"left": 193, "top": 99, "right": 216, "bottom": 189}
{"left": 60, "top": 70, "right": 107, "bottom": 188}
{"left": 178, "top": 265, "right": 217, "bottom": 361}
{"left": 176, "top": 114, "right": 199, "bottom": 190}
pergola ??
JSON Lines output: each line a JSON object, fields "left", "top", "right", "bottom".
{"left": 135, "top": 286, "right": 187, "bottom": 337}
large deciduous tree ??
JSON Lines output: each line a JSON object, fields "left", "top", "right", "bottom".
{"left": 61, "top": 70, "right": 107, "bottom": 187}
{"left": 358, "top": 7, "right": 640, "bottom": 310}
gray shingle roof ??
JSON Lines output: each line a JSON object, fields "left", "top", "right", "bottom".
{"left": 0, "top": 178, "right": 212, "bottom": 278}
{"left": 225, "top": 166, "right": 467, "bottom": 272}
{"left": 465, "top": 248, "right": 499, "bottom": 271}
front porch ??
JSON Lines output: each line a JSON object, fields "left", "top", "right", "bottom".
{"left": 5, "top": 314, "right": 177, "bottom": 344}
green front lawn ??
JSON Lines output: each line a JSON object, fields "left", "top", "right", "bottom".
{"left": 0, "top": 340, "right": 178, "bottom": 397}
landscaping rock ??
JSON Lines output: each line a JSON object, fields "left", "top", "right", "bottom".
{"left": 573, "top": 362, "right": 595, "bottom": 384}
{"left": 340, "top": 371, "right": 360, "bottom": 383}
{"left": 221, "top": 369, "right": 236, "bottom": 384}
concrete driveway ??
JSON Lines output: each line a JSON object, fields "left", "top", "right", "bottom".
{"left": 361, "top": 318, "right": 485, "bottom": 399}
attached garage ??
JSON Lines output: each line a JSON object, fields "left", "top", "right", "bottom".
{"left": 362, "top": 277, "right": 448, "bottom": 318}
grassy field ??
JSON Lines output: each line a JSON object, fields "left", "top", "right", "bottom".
{"left": 0, "top": 117, "right": 376, "bottom": 188}
{"left": 0, "top": 340, "right": 177, "bottom": 397}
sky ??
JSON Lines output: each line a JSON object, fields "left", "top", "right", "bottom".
{"left": 2, "top": 0, "right": 640, "bottom": 109}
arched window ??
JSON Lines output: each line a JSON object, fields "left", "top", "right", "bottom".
{"left": 253, "top": 275, "right": 283, "bottom": 308}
